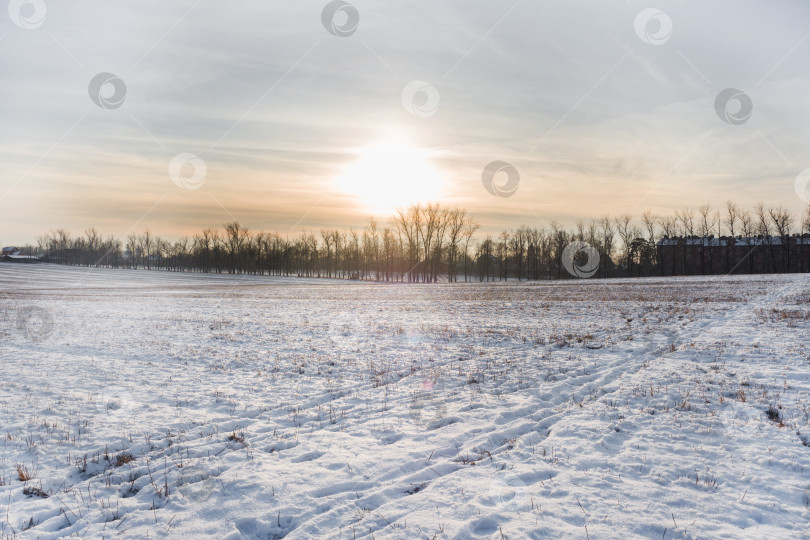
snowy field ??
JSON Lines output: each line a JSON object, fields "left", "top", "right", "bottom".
{"left": 1, "top": 263, "right": 809, "bottom": 539}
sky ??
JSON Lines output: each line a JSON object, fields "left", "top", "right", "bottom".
{"left": 2, "top": 0, "right": 810, "bottom": 244}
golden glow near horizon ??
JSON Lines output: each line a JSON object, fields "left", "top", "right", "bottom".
{"left": 333, "top": 136, "right": 444, "bottom": 215}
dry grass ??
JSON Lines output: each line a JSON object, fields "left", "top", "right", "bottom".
{"left": 228, "top": 430, "right": 246, "bottom": 445}
{"left": 113, "top": 452, "right": 135, "bottom": 467}
{"left": 16, "top": 463, "right": 33, "bottom": 482}
{"left": 755, "top": 308, "right": 810, "bottom": 324}
{"left": 453, "top": 450, "right": 492, "bottom": 466}
{"left": 23, "top": 485, "right": 49, "bottom": 498}
{"left": 766, "top": 404, "right": 785, "bottom": 427}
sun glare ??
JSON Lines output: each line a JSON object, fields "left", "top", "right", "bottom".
{"left": 334, "top": 138, "right": 444, "bottom": 215}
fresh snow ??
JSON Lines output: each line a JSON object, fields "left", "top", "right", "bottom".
{"left": 1, "top": 263, "right": 809, "bottom": 538}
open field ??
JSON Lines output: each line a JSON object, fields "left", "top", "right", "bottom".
{"left": 1, "top": 264, "right": 809, "bottom": 538}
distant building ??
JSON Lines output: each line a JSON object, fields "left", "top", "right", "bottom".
{"left": 1, "top": 246, "right": 41, "bottom": 263}
{"left": 656, "top": 235, "right": 810, "bottom": 275}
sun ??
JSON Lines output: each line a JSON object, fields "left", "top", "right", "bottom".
{"left": 334, "top": 138, "right": 444, "bottom": 215}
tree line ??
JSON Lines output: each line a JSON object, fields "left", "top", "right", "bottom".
{"left": 27, "top": 201, "right": 810, "bottom": 281}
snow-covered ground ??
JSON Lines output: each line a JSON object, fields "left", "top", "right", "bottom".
{"left": 1, "top": 263, "right": 809, "bottom": 539}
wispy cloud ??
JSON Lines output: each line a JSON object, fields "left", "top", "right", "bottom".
{"left": 2, "top": 0, "right": 809, "bottom": 241}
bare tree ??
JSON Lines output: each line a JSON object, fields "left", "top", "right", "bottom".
{"left": 445, "top": 208, "right": 467, "bottom": 282}
{"left": 674, "top": 208, "right": 695, "bottom": 274}
{"left": 510, "top": 227, "right": 528, "bottom": 281}
{"left": 768, "top": 206, "right": 793, "bottom": 272}
{"left": 802, "top": 205, "right": 810, "bottom": 273}
{"left": 141, "top": 229, "right": 153, "bottom": 270}
{"left": 550, "top": 221, "right": 569, "bottom": 279}
{"left": 754, "top": 202, "right": 774, "bottom": 273}
{"left": 394, "top": 205, "right": 420, "bottom": 282}
{"left": 675, "top": 208, "right": 695, "bottom": 236}
{"left": 641, "top": 211, "right": 657, "bottom": 276}
{"left": 614, "top": 213, "right": 634, "bottom": 275}
{"left": 366, "top": 218, "right": 380, "bottom": 280}
{"left": 724, "top": 201, "right": 738, "bottom": 273}
{"left": 698, "top": 204, "right": 713, "bottom": 274}
{"left": 599, "top": 216, "right": 615, "bottom": 278}
{"left": 462, "top": 216, "right": 479, "bottom": 282}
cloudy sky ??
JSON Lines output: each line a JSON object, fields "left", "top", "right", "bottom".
{"left": 2, "top": 0, "right": 810, "bottom": 243}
